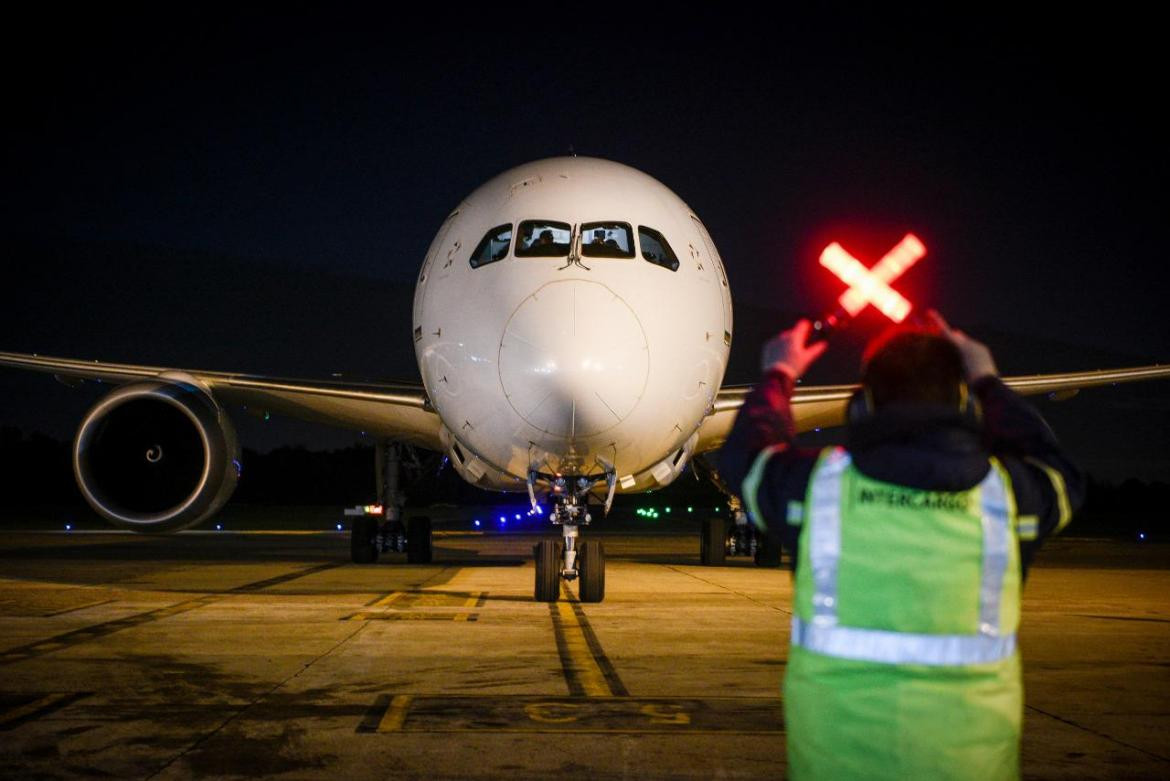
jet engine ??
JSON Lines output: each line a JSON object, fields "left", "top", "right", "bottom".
{"left": 73, "top": 379, "right": 239, "bottom": 532}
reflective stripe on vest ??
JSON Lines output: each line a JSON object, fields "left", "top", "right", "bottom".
{"left": 741, "top": 444, "right": 786, "bottom": 532}
{"left": 807, "top": 448, "right": 849, "bottom": 626}
{"left": 791, "top": 617, "right": 1017, "bottom": 666}
{"left": 794, "top": 448, "right": 1017, "bottom": 666}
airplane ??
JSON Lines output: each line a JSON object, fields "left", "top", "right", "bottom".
{"left": 3, "top": 156, "right": 1169, "bottom": 603}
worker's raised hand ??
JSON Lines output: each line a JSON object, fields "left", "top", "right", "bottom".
{"left": 927, "top": 310, "right": 998, "bottom": 382}
{"left": 762, "top": 319, "right": 828, "bottom": 379}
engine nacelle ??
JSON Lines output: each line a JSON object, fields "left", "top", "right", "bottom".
{"left": 73, "top": 379, "right": 239, "bottom": 532}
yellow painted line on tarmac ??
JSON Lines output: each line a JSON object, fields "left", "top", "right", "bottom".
{"left": 377, "top": 695, "right": 413, "bottom": 732}
{"left": 554, "top": 585, "right": 613, "bottom": 698}
{"left": 453, "top": 592, "right": 483, "bottom": 622}
{"left": 349, "top": 590, "right": 488, "bottom": 621}
{"left": 371, "top": 591, "right": 407, "bottom": 609}
{"left": 356, "top": 694, "right": 784, "bottom": 734}
{"left": 346, "top": 590, "right": 405, "bottom": 621}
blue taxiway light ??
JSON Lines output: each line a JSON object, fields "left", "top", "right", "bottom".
{"left": 515, "top": 514, "right": 521, "bottom": 520}
{"left": 474, "top": 520, "right": 481, "bottom": 527}
{"left": 335, "top": 523, "right": 343, "bottom": 531}
{"left": 1139, "top": 532, "right": 1146, "bottom": 541}
{"left": 65, "top": 524, "right": 72, "bottom": 531}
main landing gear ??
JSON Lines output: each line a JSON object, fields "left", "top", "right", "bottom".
{"left": 533, "top": 473, "right": 610, "bottom": 603}
{"left": 689, "top": 456, "right": 784, "bottom": 568}
{"left": 699, "top": 500, "right": 783, "bottom": 568}
{"left": 351, "top": 514, "right": 433, "bottom": 564}
{"left": 349, "top": 439, "right": 433, "bottom": 565}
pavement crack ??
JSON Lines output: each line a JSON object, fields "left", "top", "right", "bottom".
{"left": 1025, "top": 704, "right": 1170, "bottom": 762}
{"left": 663, "top": 565, "right": 791, "bottom": 615}
{"left": 143, "top": 621, "right": 370, "bottom": 780}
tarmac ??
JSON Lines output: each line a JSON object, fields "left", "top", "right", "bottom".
{"left": 0, "top": 517, "right": 1167, "bottom": 779}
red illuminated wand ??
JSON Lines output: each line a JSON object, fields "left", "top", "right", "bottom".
{"left": 807, "top": 233, "right": 927, "bottom": 344}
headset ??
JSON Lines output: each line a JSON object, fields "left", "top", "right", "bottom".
{"left": 846, "top": 381, "right": 982, "bottom": 425}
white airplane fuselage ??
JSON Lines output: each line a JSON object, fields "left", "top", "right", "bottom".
{"left": 412, "top": 157, "right": 732, "bottom": 494}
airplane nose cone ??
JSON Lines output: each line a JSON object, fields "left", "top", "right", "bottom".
{"left": 499, "top": 280, "right": 649, "bottom": 439}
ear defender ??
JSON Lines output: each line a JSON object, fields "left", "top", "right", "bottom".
{"left": 848, "top": 384, "right": 980, "bottom": 424}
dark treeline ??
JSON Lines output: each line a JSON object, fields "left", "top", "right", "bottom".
{"left": 0, "top": 427, "right": 723, "bottom": 513}
{"left": 0, "top": 426, "right": 1161, "bottom": 537}
{"left": 1076, "top": 476, "right": 1166, "bottom": 537}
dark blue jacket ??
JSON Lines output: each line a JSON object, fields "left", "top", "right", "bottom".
{"left": 719, "top": 370, "right": 1084, "bottom": 575}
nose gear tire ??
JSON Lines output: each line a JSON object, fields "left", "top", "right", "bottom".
{"left": 578, "top": 540, "right": 605, "bottom": 603}
{"left": 534, "top": 539, "right": 562, "bottom": 602}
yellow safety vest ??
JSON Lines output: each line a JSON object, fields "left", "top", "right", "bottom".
{"left": 783, "top": 447, "right": 1023, "bottom": 780}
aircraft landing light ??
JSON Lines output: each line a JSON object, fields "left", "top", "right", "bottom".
{"left": 819, "top": 233, "right": 925, "bottom": 323}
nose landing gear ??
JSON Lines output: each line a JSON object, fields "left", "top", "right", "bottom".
{"left": 532, "top": 473, "right": 608, "bottom": 603}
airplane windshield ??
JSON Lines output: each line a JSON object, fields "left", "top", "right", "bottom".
{"left": 580, "top": 222, "right": 634, "bottom": 259}
{"left": 638, "top": 226, "right": 679, "bottom": 271}
{"left": 469, "top": 224, "right": 512, "bottom": 268}
{"left": 515, "top": 220, "right": 571, "bottom": 257}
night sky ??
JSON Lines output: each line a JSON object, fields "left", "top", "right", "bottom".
{"left": 2, "top": 8, "right": 1168, "bottom": 482}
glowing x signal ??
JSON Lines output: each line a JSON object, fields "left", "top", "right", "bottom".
{"left": 819, "top": 234, "right": 926, "bottom": 323}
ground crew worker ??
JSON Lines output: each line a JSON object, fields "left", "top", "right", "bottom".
{"left": 720, "top": 312, "right": 1083, "bottom": 780}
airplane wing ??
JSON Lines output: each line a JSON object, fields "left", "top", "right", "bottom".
{"left": 0, "top": 351, "right": 442, "bottom": 451}
{"left": 694, "top": 364, "right": 1170, "bottom": 454}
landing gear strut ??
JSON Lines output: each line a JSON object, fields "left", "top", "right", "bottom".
{"left": 533, "top": 473, "right": 607, "bottom": 603}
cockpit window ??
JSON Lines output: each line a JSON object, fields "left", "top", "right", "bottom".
{"left": 469, "top": 223, "right": 512, "bottom": 268}
{"left": 638, "top": 226, "right": 680, "bottom": 271}
{"left": 515, "top": 220, "right": 571, "bottom": 257}
{"left": 581, "top": 222, "right": 635, "bottom": 258}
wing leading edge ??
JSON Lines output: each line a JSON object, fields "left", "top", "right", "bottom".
{"left": 695, "top": 364, "right": 1170, "bottom": 454}
{"left": 5, "top": 351, "right": 1167, "bottom": 461}
{"left": 0, "top": 351, "right": 442, "bottom": 451}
